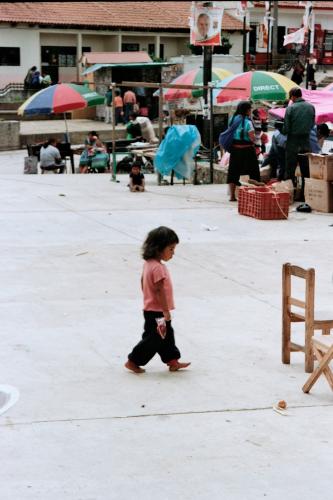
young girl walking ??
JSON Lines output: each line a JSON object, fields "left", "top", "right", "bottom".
{"left": 125, "top": 226, "right": 191, "bottom": 373}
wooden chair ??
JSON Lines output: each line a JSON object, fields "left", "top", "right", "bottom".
{"left": 282, "top": 263, "right": 333, "bottom": 373}
{"left": 302, "top": 335, "right": 333, "bottom": 393}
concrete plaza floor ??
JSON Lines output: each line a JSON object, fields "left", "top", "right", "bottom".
{"left": 1, "top": 149, "right": 333, "bottom": 500}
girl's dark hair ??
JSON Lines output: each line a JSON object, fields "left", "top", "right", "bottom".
{"left": 234, "top": 100, "right": 252, "bottom": 118}
{"left": 230, "top": 101, "right": 252, "bottom": 140}
{"left": 142, "top": 226, "right": 179, "bottom": 260}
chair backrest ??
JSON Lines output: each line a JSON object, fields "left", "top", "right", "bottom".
{"left": 282, "top": 263, "right": 315, "bottom": 322}
{"left": 57, "top": 142, "right": 71, "bottom": 155}
{"left": 27, "top": 143, "right": 42, "bottom": 161}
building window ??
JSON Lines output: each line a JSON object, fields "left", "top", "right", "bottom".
{"left": 249, "top": 23, "right": 258, "bottom": 55}
{"left": 41, "top": 46, "right": 91, "bottom": 67}
{"left": 148, "top": 43, "right": 164, "bottom": 60}
{"left": 278, "top": 27, "right": 286, "bottom": 54}
{"left": 0, "top": 47, "right": 20, "bottom": 66}
{"left": 122, "top": 43, "right": 140, "bottom": 52}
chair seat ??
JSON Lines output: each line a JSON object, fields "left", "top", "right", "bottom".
{"left": 290, "top": 309, "right": 333, "bottom": 322}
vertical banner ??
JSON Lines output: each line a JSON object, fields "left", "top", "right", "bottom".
{"left": 302, "top": 1, "right": 313, "bottom": 32}
{"left": 190, "top": 2, "right": 224, "bottom": 46}
{"left": 264, "top": 1, "right": 271, "bottom": 30}
{"left": 262, "top": 1, "right": 272, "bottom": 50}
{"left": 236, "top": 1, "right": 247, "bottom": 18}
{"left": 258, "top": 23, "right": 268, "bottom": 48}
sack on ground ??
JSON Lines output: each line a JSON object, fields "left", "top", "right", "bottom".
{"left": 24, "top": 156, "right": 38, "bottom": 174}
{"left": 270, "top": 179, "right": 294, "bottom": 204}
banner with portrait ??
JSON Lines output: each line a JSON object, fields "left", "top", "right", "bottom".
{"left": 190, "top": 2, "right": 224, "bottom": 46}
{"left": 258, "top": 23, "right": 268, "bottom": 48}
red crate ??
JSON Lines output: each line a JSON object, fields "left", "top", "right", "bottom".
{"left": 238, "top": 186, "right": 289, "bottom": 220}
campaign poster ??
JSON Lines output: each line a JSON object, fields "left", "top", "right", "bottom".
{"left": 190, "top": 2, "right": 224, "bottom": 46}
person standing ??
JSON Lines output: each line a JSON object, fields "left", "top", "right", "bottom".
{"left": 283, "top": 87, "right": 315, "bottom": 200}
{"left": 307, "top": 53, "right": 317, "bottom": 85}
{"left": 123, "top": 88, "right": 137, "bottom": 123}
{"left": 225, "top": 101, "right": 260, "bottom": 202}
{"left": 24, "top": 66, "right": 37, "bottom": 89}
{"left": 114, "top": 90, "right": 124, "bottom": 125}
{"left": 104, "top": 85, "right": 113, "bottom": 124}
{"left": 41, "top": 73, "right": 52, "bottom": 87}
{"left": 125, "top": 226, "right": 190, "bottom": 373}
{"left": 291, "top": 60, "right": 305, "bottom": 85}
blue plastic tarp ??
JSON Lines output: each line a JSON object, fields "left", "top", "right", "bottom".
{"left": 155, "top": 125, "right": 201, "bottom": 179}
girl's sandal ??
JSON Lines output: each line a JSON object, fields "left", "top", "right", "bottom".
{"left": 167, "top": 360, "right": 191, "bottom": 371}
{"left": 125, "top": 360, "right": 145, "bottom": 373}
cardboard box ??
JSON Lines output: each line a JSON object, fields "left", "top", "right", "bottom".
{"left": 305, "top": 178, "right": 333, "bottom": 212}
{"left": 308, "top": 154, "right": 333, "bottom": 181}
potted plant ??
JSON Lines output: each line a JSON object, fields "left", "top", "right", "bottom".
{"left": 188, "top": 44, "right": 203, "bottom": 56}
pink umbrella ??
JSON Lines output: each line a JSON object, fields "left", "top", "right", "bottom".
{"left": 269, "top": 89, "right": 333, "bottom": 124}
{"left": 323, "top": 82, "right": 333, "bottom": 91}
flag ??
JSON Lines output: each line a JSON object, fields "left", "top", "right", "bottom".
{"left": 236, "top": 1, "right": 247, "bottom": 17}
{"left": 302, "top": 1, "right": 313, "bottom": 31}
{"left": 264, "top": 1, "right": 271, "bottom": 30}
{"left": 283, "top": 27, "right": 305, "bottom": 46}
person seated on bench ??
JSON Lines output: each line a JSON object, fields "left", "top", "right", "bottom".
{"left": 79, "top": 131, "right": 109, "bottom": 173}
{"left": 40, "top": 138, "right": 65, "bottom": 173}
{"left": 126, "top": 112, "right": 142, "bottom": 140}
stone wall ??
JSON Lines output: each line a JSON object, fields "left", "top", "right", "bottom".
{"left": 194, "top": 162, "right": 228, "bottom": 184}
{"left": 0, "top": 121, "right": 20, "bottom": 151}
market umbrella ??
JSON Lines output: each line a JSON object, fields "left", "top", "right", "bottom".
{"left": 17, "top": 83, "right": 105, "bottom": 139}
{"left": 154, "top": 67, "right": 232, "bottom": 101}
{"left": 323, "top": 82, "right": 333, "bottom": 92}
{"left": 269, "top": 88, "right": 333, "bottom": 124}
{"left": 213, "top": 71, "right": 297, "bottom": 105}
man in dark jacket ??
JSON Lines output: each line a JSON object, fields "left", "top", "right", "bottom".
{"left": 283, "top": 87, "right": 315, "bottom": 197}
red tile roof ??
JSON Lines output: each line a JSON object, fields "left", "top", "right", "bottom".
{"left": 253, "top": 1, "right": 333, "bottom": 8}
{"left": 0, "top": 2, "right": 245, "bottom": 31}
{"left": 81, "top": 51, "right": 153, "bottom": 64}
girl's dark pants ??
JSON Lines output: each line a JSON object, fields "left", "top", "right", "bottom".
{"left": 128, "top": 311, "right": 181, "bottom": 366}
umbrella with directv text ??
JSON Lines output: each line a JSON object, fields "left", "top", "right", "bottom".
{"left": 17, "top": 83, "right": 105, "bottom": 138}
{"left": 213, "top": 71, "right": 298, "bottom": 104}
{"left": 154, "top": 67, "right": 232, "bottom": 101}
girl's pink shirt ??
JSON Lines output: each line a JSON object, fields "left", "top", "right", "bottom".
{"left": 142, "top": 259, "right": 175, "bottom": 311}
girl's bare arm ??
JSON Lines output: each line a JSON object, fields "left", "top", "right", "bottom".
{"left": 155, "top": 279, "right": 171, "bottom": 320}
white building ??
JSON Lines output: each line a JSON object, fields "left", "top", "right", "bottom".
{"left": 0, "top": 1, "right": 246, "bottom": 88}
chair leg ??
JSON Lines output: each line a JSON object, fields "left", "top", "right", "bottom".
{"left": 305, "top": 324, "right": 314, "bottom": 373}
{"left": 323, "top": 328, "right": 330, "bottom": 335}
{"left": 282, "top": 313, "right": 291, "bottom": 364}
{"left": 302, "top": 346, "right": 333, "bottom": 393}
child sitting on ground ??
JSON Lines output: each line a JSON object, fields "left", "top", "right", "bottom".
{"left": 129, "top": 162, "right": 145, "bottom": 192}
